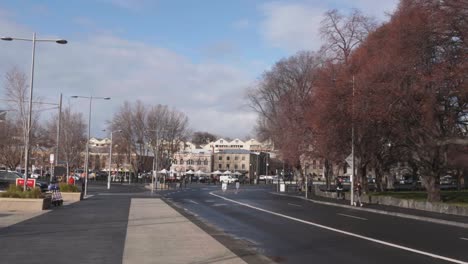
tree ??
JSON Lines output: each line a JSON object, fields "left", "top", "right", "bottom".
{"left": 2, "top": 67, "right": 42, "bottom": 169}
{"left": 46, "top": 107, "right": 87, "bottom": 176}
{"left": 248, "top": 51, "right": 322, "bottom": 168}
{"left": 110, "top": 101, "right": 190, "bottom": 175}
{"left": 320, "top": 9, "right": 377, "bottom": 64}
{"left": 0, "top": 119, "right": 22, "bottom": 169}
{"left": 191, "top": 131, "right": 217, "bottom": 146}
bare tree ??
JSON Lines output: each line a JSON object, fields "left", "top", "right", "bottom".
{"left": 2, "top": 67, "right": 42, "bottom": 169}
{"left": 0, "top": 119, "right": 23, "bottom": 169}
{"left": 320, "top": 9, "right": 377, "bottom": 64}
{"left": 192, "top": 131, "right": 217, "bottom": 146}
{"left": 46, "top": 107, "right": 87, "bottom": 176}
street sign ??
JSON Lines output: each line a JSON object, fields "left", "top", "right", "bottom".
{"left": 49, "top": 154, "right": 55, "bottom": 164}
{"left": 345, "top": 154, "right": 353, "bottom": 167}
{"left": 16, "top": 178, "right": 36, "bottom": 188}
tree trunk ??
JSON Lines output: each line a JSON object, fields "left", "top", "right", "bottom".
{"left": 359, "top": 163, "right": 369, "bottom": 193}
{"left": 421, "top": 175, "right": 441, "bottom": 202}
{"left": 324, "top": 159, "right": 332, "bottom": 190}
{"left": 375, "top": 166, "right": 384, "bottom": 192}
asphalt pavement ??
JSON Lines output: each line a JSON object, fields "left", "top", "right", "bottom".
{"left": 162, "top": 183, "right": 468, "bottom": 264}
{"left": 1, "top": 182, "right": 467, "bottom": 264}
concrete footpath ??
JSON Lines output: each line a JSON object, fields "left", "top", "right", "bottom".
{"left": 123, "top": 198, "right": 246, "bottom": 264}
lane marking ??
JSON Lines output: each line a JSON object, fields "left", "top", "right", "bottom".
{"left": 212, "top": 203, "right": 227, "bottom": 207}
{"left": 461, "top": 238, "right": 468, "bottom": 241}
{"left": 288, "top": 203, "right": 302, "bottom": 207}
{"left": 210, "top": 192, "right": 468, "bottom": 264}
{"left": 185, "top": 199, "right": 199, "bottom": 205}
{"left": 338, "top": 213, "right": 368, "bottom": 221}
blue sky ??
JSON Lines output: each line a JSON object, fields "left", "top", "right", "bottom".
{"left": 0, "top": 0, "right": 398, "bottom": 138}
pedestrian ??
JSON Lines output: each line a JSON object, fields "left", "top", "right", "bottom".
{"left": 68, "top": 175, "right": 75, "bottom": 185}
{"left": 336, "top": 178, "right": 344, "bottom": 200}
{"left": 354, "top": 182, "right": 363, "bottom": 207}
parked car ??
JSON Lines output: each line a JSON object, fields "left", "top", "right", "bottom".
{"left": 0, "top": 171, "right": 48, "bottom": 192}
{"left": 441, "top": 175, "right": 455, "bottom": 185}
{"left": 30, "top": 169, "right": 42, "bottom": 179}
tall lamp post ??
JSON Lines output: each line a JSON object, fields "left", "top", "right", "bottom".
{"left": 351, "top": 75, "right": 355, "bottom": 206}
{"left": 145, "top": 129, "right": 167, "bottom": 193}
{"left": 71, "top": 95, "right": 110, "bottom": 196}
{"left": 103, "top": 129, "right": 122, "bottom": 190}
{"left": 1, "top": 33, "right": 67, "bottom": 191}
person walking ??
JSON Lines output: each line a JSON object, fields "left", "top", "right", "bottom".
{"left": 354, "top": 182, "right": 363, "bottom": 207}
{"left": 336, "top": 178, "right": 344, "bottom": 200}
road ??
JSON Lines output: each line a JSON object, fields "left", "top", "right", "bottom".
{"left": 163, "top": 183, "right": 468, "bottom": 264}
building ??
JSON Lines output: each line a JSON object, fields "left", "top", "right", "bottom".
{"left": 201, "top": 138, "right": 274, "bottom": 153}
{"left": 89, "top": 137, "right": 111, "bottom": 148}
{"left": 213, "top": 149, "right": 251, "bottom": 172}
{"left": 170, "top": 149, "right": 213, "bottom": 176}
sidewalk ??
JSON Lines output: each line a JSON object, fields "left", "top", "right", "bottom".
{"left": 273, "top": 191, "right": 468, "bottom": 228}
{"left": 123, "top": 198, "right": 246, "bottom": 264}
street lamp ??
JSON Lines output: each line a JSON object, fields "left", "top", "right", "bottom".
{"left": 2, "top": 33, "right": 67, "bottom": 191}
{"left": 70, "top": 95, "right": 110, "bottom": 196}
{"left": 103, "top": 129, "right": 122, "bottom": 190}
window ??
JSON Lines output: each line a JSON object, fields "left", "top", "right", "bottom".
{"left": 242, "top": 156, "right": 245, "bottom": 161}
{"left": 242, "top": 164, "right": 245, "bottom": 169}
{"left": 234, "top": 156, "right": 238, "bottom": 160}
{"left": 218, "top": 156, "right": 222, "bottom": 160}
{"left": 234, "top": 164, "right": 238, "bottom": 170}
{"left": 179, "top": 159, "right": 184, "bottom": 165}
{"left": 240, "top": 145, "right": 243, "bottom": 148}
{"left": 220, "top": 140, "right": 223, "bottom": 143}
{"left": 227, "top": 156, "right": 230, "bottom": 161}
{"left": 197, "top": 159, "right": 201, "bottom": 165}
{"left": 173, "top": 159, "right": 178, "bottom": 165}
{"left": 227, "top": 164, "right": 230, "bottom": 169}
{"left": 215, "top": 145, "right": 219, "bottom": 147}
{"left": 204, "top": 159, "right": 208, "bottom": 165}
{"left": 218, "top": 164, "right": 222, "bottom": 169}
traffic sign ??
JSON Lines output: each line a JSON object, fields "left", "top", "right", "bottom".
{"left": 49, "top": 154, "right": 55, "bottom": 164}
{"left": 16, "top": 178, "right": 36, "bottom": 188}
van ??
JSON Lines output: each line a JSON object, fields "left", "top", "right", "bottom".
{"left": 220, "top": 175, "right": 237, "bottom": 184}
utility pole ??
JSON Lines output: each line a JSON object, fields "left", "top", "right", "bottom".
{"left": 56, "top": 93, "right": 62, "bottom": 167}
{"left": 351, "top": 75, "right": 355, "bottom": 206}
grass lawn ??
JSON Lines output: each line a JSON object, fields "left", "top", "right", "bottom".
{"left": 371, "top": 190, "right": 468, "bottom": 206}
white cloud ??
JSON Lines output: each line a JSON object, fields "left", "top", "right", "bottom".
{"left": 0, "top": 14, "right": 255, "bottom": 139}
{"left": 260, "top": 2, "right": 325, "bottom": 52}
{"left": 259, "top": 0, "right": 399, "bottom": 52}
{"left": 232, "top": 18, "right": 250, "bottom": 30}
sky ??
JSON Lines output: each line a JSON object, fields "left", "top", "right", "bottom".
{"left": 0, "top": 0, "right": 399, "bottom": 139}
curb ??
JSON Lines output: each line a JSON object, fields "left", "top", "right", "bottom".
{"left": 270, "top": 192, "right": 468, "bottom": 229}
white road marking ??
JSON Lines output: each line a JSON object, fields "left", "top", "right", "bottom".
{"left": 185, "top": 199, "right": 199, "bottom": 204}
{"left": 210, "top": 192, "right": 468, "bottom": 264}
{"left": 212, "top": 203, "right": 227, "bottom": 207}
{"left": 461, "top": 237, "right": 468, "bottom": 241}
{"left": 337, "top": 213, "right": 368, "bottom": 221}
{"left": 288, "top": 203, "right": 302, "bottom": 207}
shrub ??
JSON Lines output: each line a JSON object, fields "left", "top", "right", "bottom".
{"left": 59, "top": 183, "right": 80, "bottom": 193}
{"left": 0, "top": 185, "right": 44, "bottom": 199}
